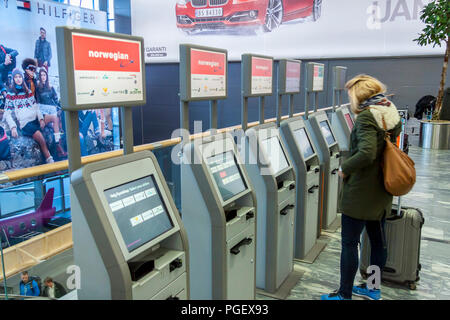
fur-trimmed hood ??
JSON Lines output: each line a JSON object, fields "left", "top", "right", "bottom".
{"left": 366, "top": 103, "right": 400, "bottom": 131}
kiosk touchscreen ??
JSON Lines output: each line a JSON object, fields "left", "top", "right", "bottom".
{"left": 305, "top": 111, "right": 341, "bottom": 231}
{"left": 280, "top": 117, "right": 325, "bottom": 261}
{"left": 331, "top": 104, "right": 354, "bottom": 152}
{"left": 181, "top": 133, "right": 256, "bottom": 300}
{"left": 71, "top": 151, "right": 189, "bottom": 300}
{"left": 243, "top": 122, "right": 296, "bottom": 293}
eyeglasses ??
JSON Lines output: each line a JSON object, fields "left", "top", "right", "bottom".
{"left": 26, "top": 65, "right": 36, "bottom": 71}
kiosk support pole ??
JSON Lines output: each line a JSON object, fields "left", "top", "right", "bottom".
{"left": 305, "top": 89, "right": 310, "bottom": 119}
{"left": 338, "top": 89, "right": 343, "bottom": 108}
{"left": 314, "top": 92, "right": 319, "bottom": 112}
{"left": 288, "top": 94, "right": 294, "bottom": 118}
{"left": 180, "top": 100, "right": 190, "bottom": 146}
{"left": 65, "top": 110, "right": 82, "bottom": 174}
{"left": 121, "top": 107, "right": 134, "bottom": 155}
{"left": 332, "top": 89, "right": 337, "bottom": 112}
{"left": 259, "top": 96, "right": 265, "bottom": 125}
{"left": 242, "top": 96, "right": 248, "bottom": 131}
{"left": 210, "top": 100, "right": 218, "bottom": 135}
{"left": 276, "top": 93, "right": 282, "bottom": 127}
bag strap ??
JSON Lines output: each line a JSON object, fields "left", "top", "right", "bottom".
{"left": 0, "top": 46, "right": 6, "bottom": 55}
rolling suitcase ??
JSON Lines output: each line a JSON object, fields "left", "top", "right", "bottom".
{"left": 359, "top": 203, "right": 424, "bottom": 290}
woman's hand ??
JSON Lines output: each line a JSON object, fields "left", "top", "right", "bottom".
{"left": 40, "top": 119, "right": 45, "bottom": 129}
{"left": 338, "top": 170, "right": 347, "bottom": 179}
{"left": 11, "top": 127, "right": 18, "bottom": 138}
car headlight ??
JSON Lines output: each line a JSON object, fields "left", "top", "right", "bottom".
{"left": 177, "top": 0, "right": 191, "bottom": 5}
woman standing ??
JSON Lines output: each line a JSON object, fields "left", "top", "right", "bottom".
{"left": 321, "top": 75, "right": 401, "bottom": 300}
{"left": 36, "top": 68, "right": 66, "bottom": 158}
{"left": 3, "top": 68, "right": 53, "bottom": 163}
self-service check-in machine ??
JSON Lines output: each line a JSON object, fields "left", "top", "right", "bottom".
{"left": 330, "top": 67, "right": 354, "bottom": 153}
{"left": 57, "top": 27, "right": 189, "bottom": 300}
{"left": 277, "top": 60, "right": 326, "bottom": 262}
{"left": 304, "top": 63, "right": 341, "bottom": 233}
{"left": 179, "top": 45, "right": 256, "bottom": 300}
{"left": 241, "top": 54, "right": 296, "bottom": 294}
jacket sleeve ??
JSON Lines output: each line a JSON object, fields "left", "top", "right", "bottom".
{"left": 20, "top": 283, "right": 25, "bottom": 296}
{"left": 4, "top": 96, "right": 17, "bottom": 130}
{"left": 32, "top": 95, "right": 43, "bottom": 122}
{"left": 34, "top": 40, "right": 39, "bottom": 60}
{"left": 341, "top": 112, "right": 378, "bottom": 175}
{"left": 32, "top": 280, "right": 40, "bottom": 296}
{"left": 389, "top": 120, "right": 402, "bottom": 143}
{"left": 4, "top": 46, "right": 18, "bottom": 58}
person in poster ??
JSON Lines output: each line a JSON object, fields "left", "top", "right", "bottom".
{"left": 0, "top": 43, "right": 18, "bottom": 86}
{"left": 3, "top": 68, "right": 54, "bottom": 163}
{"left": 36, "top": 68, "right": 66, "bottom": 158}
{"left": 22, "top": 58, "right": 38, "bottom": 97}
{"left": 34, "top": 27, "right": 52, "bottom": 72}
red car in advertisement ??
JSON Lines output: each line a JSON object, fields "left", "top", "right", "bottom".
{"left": 176, "top": 0, "right": 322, "bottom": 34}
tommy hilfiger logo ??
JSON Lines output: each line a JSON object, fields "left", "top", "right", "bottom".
{"left": 16, "top": 0, "right": 31, "bottom": 11}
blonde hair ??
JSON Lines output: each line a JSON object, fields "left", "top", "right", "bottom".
{"left": 345, "top": 75, "right": 386, "bottom": 114}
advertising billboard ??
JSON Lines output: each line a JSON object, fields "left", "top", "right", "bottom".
{"left": 131, "top": 0, "right": 442, "bottom": 63}
{"left": 0, "top": 1, "right": 119, "bottom": 174}
{"left": 179, "top": 44, "right": 228, "bottom": 101}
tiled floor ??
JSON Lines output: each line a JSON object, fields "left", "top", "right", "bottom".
{"left": 257, "top": 145, "right": 450, "bottom": 300}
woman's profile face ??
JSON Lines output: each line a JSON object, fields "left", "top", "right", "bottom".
{"left": 40, "top": 71, "right": 47, "bottom": 83}
{"left": 14, "top": 74, "right": 23, "bottom": 86}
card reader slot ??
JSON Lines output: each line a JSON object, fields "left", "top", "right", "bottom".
{"left": 280, "top": 204, "right": 294, "bottom": 216}
{"left": 230, "top": 238, "right": 253, "bottom": 255}
{"left": 331, "top": 168, "right": 339, "bottom": 175}
{"left": 308, "top": 185, "right": 320, "bottom": 193}
{"left": 129, "top": 260, "right": 155, "bottom": 282}
{"left": 225, "top": 209, "right": 238, "bottom": 222}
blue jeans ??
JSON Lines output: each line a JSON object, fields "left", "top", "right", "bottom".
{"left": 338, "top": 214, "right": 387, "bottom": 299}
{"left": 79, "top": 111, "right": 99, "bottom": 156}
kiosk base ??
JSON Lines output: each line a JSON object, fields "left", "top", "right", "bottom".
{"left": 256, "top": 270, "right": 304, "bottom": 300}
{"left": 295, "top": 240, "right": 327, "bottom": 264}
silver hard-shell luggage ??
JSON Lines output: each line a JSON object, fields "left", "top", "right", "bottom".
{"left": 359, "top": 205, "right": 424, "bottom": 290}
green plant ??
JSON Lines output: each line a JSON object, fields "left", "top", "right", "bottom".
{"left": 414, "top": 0, "right": 450, "bottom": 120}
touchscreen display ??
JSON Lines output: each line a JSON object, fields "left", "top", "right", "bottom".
{"left": 345, "top": 113, "right": 354, "bottom": 131}
{"left": 260, "top": 136, "right": 289, "bottom": 175}
{"left": 207, "top": 151, "right": 247, "bottom": 202}
{"left": 320, "top": 120, "right": 336, "bottom": 146}
{"left": 293, "top": 128, "right": 314, "bottom": 159}
{"left": 104, "top": 175, "right": 173, "bottom": 253}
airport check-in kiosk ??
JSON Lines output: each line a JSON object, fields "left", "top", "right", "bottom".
{"left": 280, "top": 118, "right": 325, "bottom": 261}
{"left": 57, "top": 27, "right": 189, "bottom": 300}
{"left": 304, "top": 63, "right": 340, "bottom": 232}
{"left": 181, "top": 133, "right": 257, "bottom": 300}
{"left": 330, "top": 67, "right": 353, "bottom": 152}
{"left": 179, "top": 45, "right": 256, "bottom": 300}
{"left": 240, "top": 54, "right": 295, "bottom": 293}
{"left": 306, "top": 111, "right": 341, "bottom": 231}
{"left": 244, "top": 123, "right": 295, "bottom": 293}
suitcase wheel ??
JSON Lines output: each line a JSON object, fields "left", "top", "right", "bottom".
{"left": 407, "top": 282, "right": 417, "bottom": 290}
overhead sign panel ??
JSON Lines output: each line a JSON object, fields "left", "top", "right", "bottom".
{"left": 242, "top": 54, "right": 273, "bottom": 97}
{"left": 57, "top": 27, "right": 146, "bottom": 110}
{"left": 180, "top": 44, "right": 228, "bottom": 101}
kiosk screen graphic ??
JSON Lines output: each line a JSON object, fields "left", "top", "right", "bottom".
{"left": 207, "top": 151, "right": 247, "bottom": 202}
{"left": 251, "top": 57, "right": 273, "bottom": 95}
{"left": 104, "top": 175, "right": 173, "bottom": 253}
{"left": 320, "top": 120, "right": 336, "bottom": 146}
{"left": 293, "top": 128, "right": 314, "bottom": 159}
{"left": 260, "top": 136, "right": 289, "bottom": 175}
{"left": 345, "top": 113, "right": 354, "bottom": 131}
{"left": 285, "top": 61, "right": 301, "bottom": 93}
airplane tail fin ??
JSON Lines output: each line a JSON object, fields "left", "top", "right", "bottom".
{"left": 37, "top": 188, "right": 55, "bottom": 218}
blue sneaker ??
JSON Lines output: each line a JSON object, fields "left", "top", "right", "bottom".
{"left": 321, "top": 291, "right": 351, "bottom": 300}
{"left": 352, "top": 283, "right": 382, "bottom": 300}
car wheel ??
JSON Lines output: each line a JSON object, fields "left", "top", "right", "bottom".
{"left": 263, "top": 0, "right": 283, "bottom": 32}
{"left": 313, "top": 0, "right": 322, "bottom": 21}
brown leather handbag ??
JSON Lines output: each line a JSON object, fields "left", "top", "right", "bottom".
{"left": 380, "top": 116, "right": 416, "bottom": 196}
